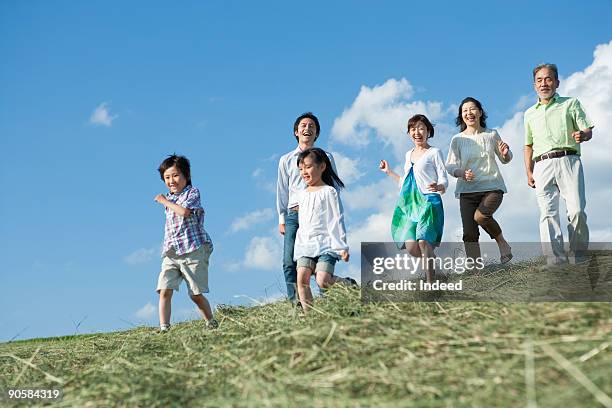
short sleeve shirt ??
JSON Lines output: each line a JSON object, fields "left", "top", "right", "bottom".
{"left": 162, "top": 185, "right": 213, "bottom": 256}
{"left": 524, "top": 94, "right": 594, "bottom": 159}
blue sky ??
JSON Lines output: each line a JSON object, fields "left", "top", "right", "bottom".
{"left": 2, "top": 1, "right": 612, "bottom": 340}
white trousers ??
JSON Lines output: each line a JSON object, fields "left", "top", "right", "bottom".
{"left": 533, "top": 155, "right": 589, "bottom": 264}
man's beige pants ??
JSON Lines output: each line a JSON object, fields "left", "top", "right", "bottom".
{"left": 533, "top": 155, "right": 589, "bottom": 264}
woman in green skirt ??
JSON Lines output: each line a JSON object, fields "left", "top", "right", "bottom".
{"left": 380, "top": 114, "right": 448, "bottom": 283}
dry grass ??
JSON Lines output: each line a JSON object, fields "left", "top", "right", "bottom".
{"left": 1, "top": 262, "right": 611, "bottom": 407}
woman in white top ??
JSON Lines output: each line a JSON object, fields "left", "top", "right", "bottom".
{"left": 380, "top": 114, "right": 448, "bottom": 283}
{"left": 294, "top": 147, "right": 350, "bottom": 313}
{"left": 446, "top": 97, "right": 513, "bottom": 263}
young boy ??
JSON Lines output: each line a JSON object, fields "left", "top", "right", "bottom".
{"left": 154, "top": 154, "right": 217, "bottom": 332}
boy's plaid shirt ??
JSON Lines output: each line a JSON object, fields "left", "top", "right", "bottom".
{"left": 162, "top": 185, "right": 213, "bottom": 256}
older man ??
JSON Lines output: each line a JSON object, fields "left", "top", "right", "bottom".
{"left": 524, "top": 63, "right": 594, "bottom": 265}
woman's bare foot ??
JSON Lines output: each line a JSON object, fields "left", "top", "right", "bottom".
{"left": 499, "top": 241, "right": 513, "bottom": 264}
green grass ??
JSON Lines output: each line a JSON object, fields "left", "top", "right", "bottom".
{"left": 1, "top": 263, "right": 611, "bottom": 407}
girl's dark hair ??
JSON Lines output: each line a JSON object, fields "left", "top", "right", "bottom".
{"left": 297, "top": 147, "right": 344, "bottom": 190}
{"left": 456, "top": 97, "right": 487, "bottom": 131}
{"left": 158, "top": 154, "right": 192, "bottom": 186}
{"left": 407, "top": 114, "right": 435, "bottom": 138}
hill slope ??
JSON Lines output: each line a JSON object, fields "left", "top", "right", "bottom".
{"left": 1, "top": 264, "right": 611, "bottom": 407}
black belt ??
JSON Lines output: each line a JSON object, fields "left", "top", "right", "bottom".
{"left": 534, "top": 149, "right": 577, "bottom": 163}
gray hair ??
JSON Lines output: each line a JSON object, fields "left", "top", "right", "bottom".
{"left": 533, "top": 63, "right": 559, "bottom": 81}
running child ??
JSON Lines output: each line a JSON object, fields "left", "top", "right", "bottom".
{"left": 276, "top": 112, "right": 338, "bottom": 302}
{"left": 294, "top": 147, "right": 350, "bottom": 314}
{"left": 154, "top": 154, "right": 217, "bottom": 332}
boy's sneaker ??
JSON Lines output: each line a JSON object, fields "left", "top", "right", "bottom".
{"left": 206, "top": 318, "right": 219, "bottom": 330}
{"left": 160, "top": 323, "right": 171, "bottom": 333}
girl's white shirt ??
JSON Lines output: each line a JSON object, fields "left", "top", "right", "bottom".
{"left": 400, "top": 147, "right": 448, "bottom": 195}
{"left": 293, "top": 185, "right": 348, "bottom": 260}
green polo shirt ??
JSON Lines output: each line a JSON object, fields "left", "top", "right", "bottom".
{"left": 524, "top": 93, "right": 594, "bottom": 159}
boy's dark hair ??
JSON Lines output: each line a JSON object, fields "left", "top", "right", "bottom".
{"left": 293, "top": 112, "right": 321, "bottom": 142}
{"left": 407, "top": 114, "right": 435, "bottom": 138}
{"left": 297, "top": 147, "right": 345, "bottom": 190}
{"left": 158, "top": 154, "right": 192, "bottom": 186}
{"left": 455, "top": 97, "right": 488, "bottom": 131}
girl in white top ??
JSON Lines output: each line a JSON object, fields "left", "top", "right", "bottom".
{"left": 380, "top": 114, "right": 448, "bottom": 284}
{"left": 446, "top": 97, "right": 513, "bottom": 264}
{"left": 294, "top": 147, "right": 350, "bottom": 313}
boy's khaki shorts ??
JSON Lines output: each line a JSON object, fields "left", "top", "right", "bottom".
{"left": 156, "top": 243, "right": 212, "bottom": 296}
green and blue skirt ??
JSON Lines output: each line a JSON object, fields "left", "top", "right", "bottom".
{"left": 391, "top": 167, "right": 444, "bottom": 248}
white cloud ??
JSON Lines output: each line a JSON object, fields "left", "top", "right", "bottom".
{"left": 328, "top": 79, "right": 456, "bottom": 273}
{"left": 227, "top": 41, "right": 612, "bottom": 280}
{"left": 89, "top": 102, "right": 118, "bottom": 126}
{"left": 224, "top": 233, "right": 283, "bottom": 273}
{"left": 348, "top": 212, "right": 393, "bottom": 248}
{"left": 329, "top": 151, "right": 365, "bottom": 185}
{"left": 513, "top": 94, "right": 533, "bottom": 111}
{"left": 229, "top": 208, "right": 275, "bottom": 233}
{"left": 342, "top": 177, "right": 397, "bottom": 212}
{"left": 330, "top": 78, "right": 447, "bottom": 158}
{"left": 123, "top": 247, "right": 157, "bottom": 265}
{"left": 332, "top": 40, "right": 612, "bottom": 265}
{"left": 135, "top": 302, "right": 156, "bottom": 320}
{"left": 489, "top": 40, "right": 612, "bottom": 242}
{"left": 559, "top": 40, "right": 612, "bottom": 173}
{"left": 244, "top": 236, "right": 282, "bottom": 270}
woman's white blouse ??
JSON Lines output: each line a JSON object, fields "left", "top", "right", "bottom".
{"left": 293, "top": 185, "right": 348, "bottom": 260}
{"left": 400, "top": 147, "right": 448, "bottom": 195}
{"left": 445, "top": 129, "right": 512, "bottom": 198}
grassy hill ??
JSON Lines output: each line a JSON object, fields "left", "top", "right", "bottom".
{"left": 1, "top": 262, "right": 611, "bottom": 407}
